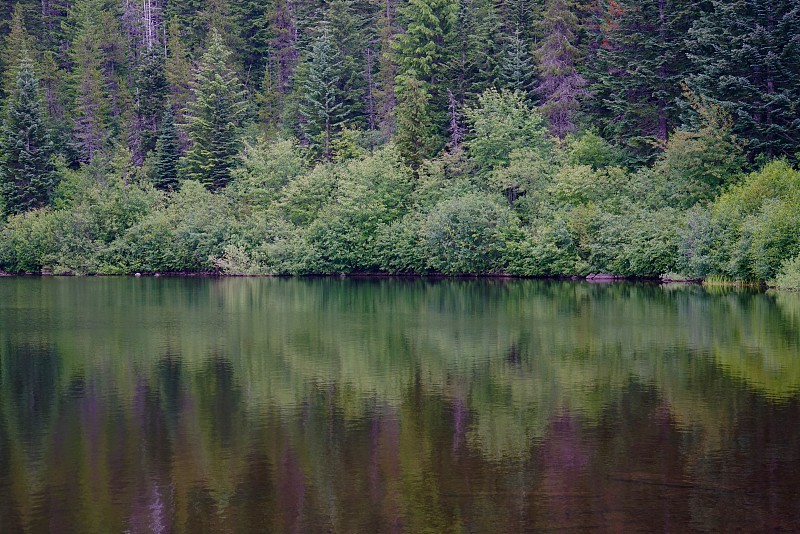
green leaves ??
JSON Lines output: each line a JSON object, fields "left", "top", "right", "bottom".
{"left": 464, "top": 89, "right": 551, "bottom": 174}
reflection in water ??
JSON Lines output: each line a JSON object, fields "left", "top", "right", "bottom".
{"left": 1, "top": 278, "right": 800, "bottom": 531}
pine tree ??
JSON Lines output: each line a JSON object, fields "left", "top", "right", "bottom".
{"left": 153, "top": 109, "right": 179, "bottom": 190}
{"left": 299, "top": 24, "right": 347, "bottom": 159}
{"left": 589, "top": 0, "right": 699, "bottom": 158}
{"left": 394, "top": 73, "right": 442, "bottom": 167}
{"left": 393, "top": 0, "right": 459, "bottom": 162}
{"left": 0, "top": 52, "right": 56, "bottom": 215}
{"left": 535, "top": 0, "right": 587, "bottom": 138}
{"left": 1, "top": 4, "right": 35, "bottom": 99}
{"left": 686, "top": 0, "right": 800, "bottom": 158}
{"left": 376, "top": 0, "right": 400, "bottom": 136}
{"left": 500, "top": 29, "right": 535, "bottom": 95}
{"left": 455, "top": 0, "right": 503, "bottom": 101}
{"left": 183, "top": 30, "right": 247, "bottom": 190}
{"left": 132, "top": 49, "right": 169, "bottom": 162}
{"left": 164, "top": 17, "right": 193, "bottom": 147}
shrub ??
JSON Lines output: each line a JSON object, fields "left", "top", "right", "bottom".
{"left": 420, "top": 193, "right": 520, "bottom": 274}
{"left": 771, "top": 254, "right": 800, "bottom": 290}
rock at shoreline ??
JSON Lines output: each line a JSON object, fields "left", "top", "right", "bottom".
{"left": 586, "top": 273, "right": 625, "bottom": 282}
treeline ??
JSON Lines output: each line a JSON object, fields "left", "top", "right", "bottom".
{"left": 0, "top": 0, "right": 799, "bottom": 282}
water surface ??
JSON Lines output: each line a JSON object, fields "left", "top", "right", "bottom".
{"left": 1, "top": 278, "right": 799, "bottom": 532}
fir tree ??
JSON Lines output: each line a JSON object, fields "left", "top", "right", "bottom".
{"left": 535, "top": 0, "right": 587, "bottom": 138}
{"left": 0, "top": 52, "right": 56, "bottom": 215}
{"left": 326, "top": 0, "right": 377, "bottom": 129}
{"left": 164, "top": 18, "right": 193, "bottom": 149}
{"left": 500, "top": 29, "right": 535, "bottom": 95}
{"left": 455, "top": 0, "right": 503, "bottom": 101}
{"left": 686, "top": 0, "right": 800, "bottom": 158}
{"left": 153, "top": 109, "right": 180, "bottom": 190}
{"left": 1, "top": 4, "right": 35, "bottom": 99}
{"left": 589, "top": 0, "right": 699, "bottom": 157}
{"left": 70, "top": 29, "right": 111, "bottom": 162}
{"left": 393, "top": 0, "right": 459, "bottom": 162}
{"left": 394, "top": 73, "right": 442, "bottom": 166}
{"left": 183, "top": 29, "right": 247, "bottom": 190}
{"left": 299, "top": 24, "right": 346, "bottom": 159}
{"left": 133, "top": 49, "right": 169, "bottom": 161}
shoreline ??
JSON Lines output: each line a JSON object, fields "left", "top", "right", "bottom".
{"left": 0, "top": 269, "right": 700, "bottom": 284}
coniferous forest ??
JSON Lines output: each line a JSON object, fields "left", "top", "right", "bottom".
{"left": 1, "top": 0, "right": 800, "bottom": 284}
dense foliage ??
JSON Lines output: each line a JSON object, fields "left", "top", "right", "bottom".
{"left": 0, "top": 0, "right": 799, "bottom": 282}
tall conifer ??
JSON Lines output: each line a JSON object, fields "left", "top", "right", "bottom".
{"left": 183, "top": 30, "right": 247, "bottom": 190}
{"left": 0, "top": 52, "right": 56, "bottom": 215}
{"left": 589, "top": 0, "right": 698, "bottom": 158}
{"left": 153, "top": 109, "right": 180, "bottom": 190}
{"left": 686, "top": 0, "right": 800, "bottom": 158}
{"left": 535, "top": 0, "right": 586, "bottom": 138}
{"left": 299, "top": 24, "right": 346, "bottom": 159}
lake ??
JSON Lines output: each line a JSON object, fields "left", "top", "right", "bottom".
{"left": 1, "top": 277, "right": 799, "bottom": 532}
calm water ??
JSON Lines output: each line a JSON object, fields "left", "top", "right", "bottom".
{"left": 1, "top": 277, "right": 800, "bottom": 532}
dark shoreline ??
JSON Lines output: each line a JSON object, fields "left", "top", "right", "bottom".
{"left": 0, "top": 269, "right": 698, "bottom": 284}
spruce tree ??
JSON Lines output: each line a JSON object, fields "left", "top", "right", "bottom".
{"left": 589, "top": 0, "right": 699, "bottom": 158}
{"left": 394, "top": 73, "right": 442, "bottom": 167}
{"left": 64, "top": 0, "right": 128, "bottom": 163}
{"left": 183, "top": 29, "right": 247, "bottom": 190}
{"left": 535, "top": 0, "right": 586, "bottom": 138}
{"left": 376, "top": 0, "right": 400, "bottom": 136}
{"left": 452, "top": 0, "right": 503, "bottom": 102}
{"left": 686, "top": 0, "right": 800, "bottom": 158}
{"left": 133, "top": 49, "right": 169, "bottom": 161}
{"left": 500, "top": 29, "right": 535, "bottom": 95}
{"left": 0, "top": 52, "right": 56, "bottom": 216}
{"left": 164, "top": 18, "right": 193, "bottom": 149}
{"left": 1, "top": 4, "right": 35, "bottom": 99}
{"left": 327, "top": 0, "right": 379, "bottom": 130}
{"left": 393, "top": 0, "right": 459, "bottom": 162}
{"left": 299, "top": 24, "right": 346, "bottom": 159}
{"left": 153, "top": 109, "right": 180, "bottom": 191}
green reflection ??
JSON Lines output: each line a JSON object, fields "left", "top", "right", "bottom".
{"left": 1, "top": 278, "right": 799, "bottom": 531}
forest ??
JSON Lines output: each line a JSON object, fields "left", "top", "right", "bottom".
{"left": 0, "top": 0, "right": 799, "bottom": 284}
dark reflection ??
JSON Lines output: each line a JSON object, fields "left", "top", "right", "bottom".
{"left": 1, "top": 277, "right": 800, "bottom": 531}
{"left": 2, "top": 342, "right": 60, "bottom": 448}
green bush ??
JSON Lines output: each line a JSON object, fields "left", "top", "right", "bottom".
{"left": 107, "top": 181, "right": 234, "bottom": 273}
{"left": 771, "top": 254, "right": 800, "bottom": 290}
{"left": 420, "top": 193, "right": 520, "bottom": 274}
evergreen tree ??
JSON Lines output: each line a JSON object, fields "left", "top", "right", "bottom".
{"left": 535, "top": 0, "right": 587, "bottom": 138}
{"left": 394, "top": 73, "right": 442, "bottom": 167}
{"left": 0, "top": 52, "right": 56, "bottom": 215}
{"left": 164, "top": 17, "right": 193, "bottom": 146}
{"left": 589, "top": 0, "right": 699, "bottom": 158}
{"left": 70, "top": 27, "right": 112, "bottom": 162}
{"left": 455, "top": 0, "right": 503, "bottom": 101}
{"left": 376, "top": 0, "right": 400, "bottom": 136}
{"left": 183, "top": 29, "right": 247, "bottom": 190}
{"left": 1, "top": 4, "right": 35, "bottom": 99}
{"left": 268, "top": 0, "right": 299, "bottom": 97}
{"left": 153, "top": 109, "right": 180, "bottom": 190}
{"left": 326, "top": 0, "right": 377, "bottom": 129}
{"left": 299, "top": 24, "right": 347, "bottom": 159}
{"left": 500, "top": 29, "right": 535, "bottom": 95}
{"left": 132, "top": 49, "right": 169, "bottom": 162}
{"left": 686, "top": 0, "right": 800, "bottom": 158}
{"left": 64, "top": 0, "right": 130, "bottom": 163}
{"left": 393, "top": 0, "right": 459, "bottom": 162}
